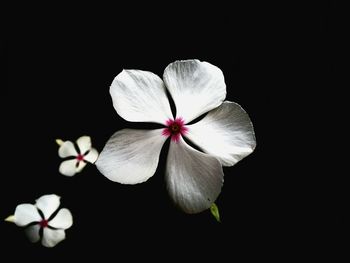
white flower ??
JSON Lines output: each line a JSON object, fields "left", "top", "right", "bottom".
{"left": 96, "top": 59, "right": 256, "bottom": 213}
{"left": 12, "top": 194, "right": 73, "bottom": 248}
{"left": 57, "top": 136, "right": 99, "bottom": 176}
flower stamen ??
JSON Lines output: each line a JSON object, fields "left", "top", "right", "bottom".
{"left": 162, "top": 117, "right": 188, "bottom": 142}
{"left": 76, "top": 154, "right": 84, "bottom": 162}
{"left": 39, "top": 219, "right": 49, "bottom": 228}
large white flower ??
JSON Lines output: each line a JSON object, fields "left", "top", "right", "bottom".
{"left": 96, "top": 59, "right": 256, "bottom": 213}
{"left": 11, "top": 194, "right": 73, "bottom": 247}
{"left": 57, "top": 136, "right": 99, "bottom": 176}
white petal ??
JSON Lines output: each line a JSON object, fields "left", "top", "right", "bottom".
{"left": 35, "top": 194, "right": 60, "bottom": 219}
{"left": 165, "top": 137, "right": 224, "bottom": 214}
{"left": 58, "top": 141, "right": 77, "bottom": 158}
{"left": 76, "top": 136, "right": 91, "bottom": 155}
{"left": 25, "top": 224, "right": 41, "bottom": 243}
{"left": 83, "top": 148, "right": 99, "bottom": 163}
{"left": 163, "top": 59, "right": 226, "bottom": 123}
{"left": 59, "top": 159, "right": 78, "bottom": 176}
{"left": 76, "top": 161, "right": 87, "bottom": 173}
{"left": 186, "top": 101, "right": 256, "bottom": 166}
{"left": 96, "top": 129, "right": 167, "bottom": 184}
{"left": 14, "top": 204, "right": 41, "bottom": 226}
{"left": 49, "top": 208, "right": 73, "bottom": 230}
{"left": 110, "top": 69, "right": 173, "bottom": 124}
{"left": 42, "top": 228, "right": 66, "bottom": 248}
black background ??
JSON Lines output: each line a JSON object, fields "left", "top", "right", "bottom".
{"left": 2, "top": 1, "right": 342, "bottom": 260}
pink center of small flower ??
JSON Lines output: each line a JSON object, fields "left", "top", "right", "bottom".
{"left": 76, "top": 154, "right": 84, "bottom": 162}
{"left": 162, "top": 117, "right": 188, "bottom": 142}
{"left": 39, "top": 219, "right": 49, "bottom": 228}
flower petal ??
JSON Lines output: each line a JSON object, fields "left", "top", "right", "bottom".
{"left": 186, "top": 101, "right": 256, "bottom": 166}
{"left": 76, "top": 161, "right": 87, "bottom": 173}
{"left": 59, "top": 159, "right": 78, "bottom": 176}
{"left": 83, "top": 148, "right": 99, "bottom": 163}
{"left": 35, "top": 194, "right": 60, "bottom": 219}
{"left": 165, "top": 137, "right": 224, "bottom": 214}
{"left": 49, "top": 208, "right": 73, "bottom": 230}
{"left": 25, "top": 224, "right": 41, "bottom": 243}
{"left": 58, "top": 141, "right": 78, "bottom": 158}
{"left": 14, "top": 204, "right": 41, "bottom": 226}
{"left": 96, "top": 129, "right": 167, "bottom": 184}
{"left": 76, "top": 136, "right": 91, "bottom": 155}
{"left": 42, "top": 228, "right": 66, "bottom": 248}
{"left": 163, "top": 59, "right": 226, "bottom": 123}
{"left": 110, "top": 69, "right": 173, "bottom": 124}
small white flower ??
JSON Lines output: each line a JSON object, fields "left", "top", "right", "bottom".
{"left": 96, "top": 59, "right": 256, "bottom": 214}
{"left": 11, "top": 194, "right": 73, "bottom": 248}
{"left": 57, "top": 136, "right": 99, "bottom": 176}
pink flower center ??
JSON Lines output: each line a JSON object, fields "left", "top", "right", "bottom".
{"left": 76, "top": 154, "right": 84, "bottom": 162}
{"left": 39, "top": 219, "right": 49, "bottom": 228}
{"left": 162, "top": 117, "right": 188, "bottom": 142}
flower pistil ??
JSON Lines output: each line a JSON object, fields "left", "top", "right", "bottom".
{"left": 162, "top": 117, "right": 188, "bottom": 142}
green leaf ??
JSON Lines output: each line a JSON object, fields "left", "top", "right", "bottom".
{"left": 210, "top": 203, "right": 221, "bottom": 223}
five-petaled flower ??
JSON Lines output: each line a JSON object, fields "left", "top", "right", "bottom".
{"left": 10, "top": 194, "right": 73, "bottom": 247}
{"left": 96, "top": 59, "right": 256, "bottom": 213}
{"left": 57, "top": 136, "right": 99, "bottom": 176}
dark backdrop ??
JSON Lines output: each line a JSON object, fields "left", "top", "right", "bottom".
{"left": 2, "top": 1, "right": 341, "bottom": 260}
